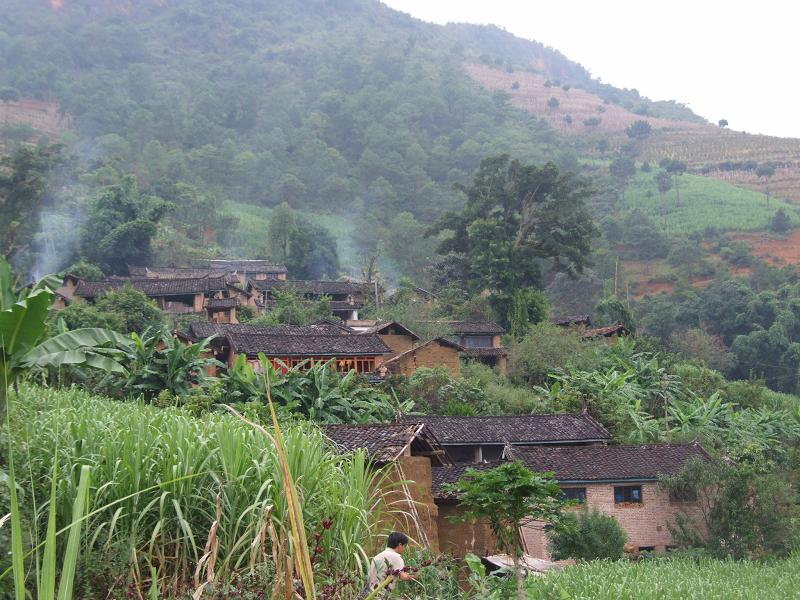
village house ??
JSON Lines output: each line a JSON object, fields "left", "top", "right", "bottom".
{"left": 441, "top": 321, "right": 509, "bottom": 373}
{"left": 72, "top": 275, "right": 251, "bottom": 323}
{"left": 322, "top": 422, "right": 449, "bottom": 552}
{"left": 381, "top": 337, "right": 464, "bottom": 377}
{"left": 583, "top": 323, "right": 631, "bottom": 340}
{"left": 247, "top": 279, "right": 374, "bottom": 321}
{"left": 193, "top": 259, "right": 288, "bottom": 285}
{"left": 432, "top": 442, "right": 709, "bottom": 558}
{"left": 325, "top": 418, "right": 708, "bottom": 560}
{"left": 553, "top": 314, "right": 592, "bottom": 328}
{"left": 180, "top": 321, "right": 390, "bottom": 374}
{"left": 405, "top": 413, "right": 612, "bottom": 463}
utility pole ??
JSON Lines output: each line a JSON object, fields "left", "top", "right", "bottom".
{"left": 662, "top": 376, "right": 670, "bottom": 434}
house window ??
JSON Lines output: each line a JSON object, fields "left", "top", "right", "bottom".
{"left": 461, "top": 335, "right": 493, "bottom": 348}
{"left": 614, "top": 485, "right": 642, "bottom": 504}
{"left": 562, "top": 487, "right": 587, "bottom": 503}
{"left": 638, "top": 546, "right": 655, "bottom": 553}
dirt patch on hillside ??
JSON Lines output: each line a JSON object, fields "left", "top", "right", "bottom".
{"left": 0, "top": 100, "right": 71, "bottom": 138}
{"left": 464, "top": 63, "right": 704, "bottom": 135}
{"left": 733, "top": 230, "right": 800, "bottom": 266}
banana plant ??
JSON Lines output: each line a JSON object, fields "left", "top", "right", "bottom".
{"left": 0, "top": 257, "right": 132, "bottom": 416}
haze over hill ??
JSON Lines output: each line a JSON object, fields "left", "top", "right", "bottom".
{"left": 2, "top": 0, "right": 800, "bottom": 295}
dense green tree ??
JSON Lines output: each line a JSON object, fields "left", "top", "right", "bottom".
{"left": 718, "top": 119, "right": 728, "bottom": 128}
{"left": 660, "top": 159, "right": 688, "bottom": 204}
{"left": 548, "top": 508, "right": 627, "bottom": 561}
{"left": 595, "top": 296, "right": 636, "bottom": 331}
{"left": 49, "top": 302, "right": 124, "bottom": 334}
{"left": 267, "top": 202, "right": 298, "bottom": 264}
{"left": 622, "top": 210, "right": 669, "bottom": 259}
{"left": 625, "top": 120, "right": 652, "bottom": 139}
{"left": 61, "top": 259, "right": 104, "bottom": 281}
{"left": 609, "top": 156, "right": 636, "bottom": 190}
{"left": 756, "top": 164, "right": 776, "bottom": 197}
{"left": 80, "top": 176, "right": 173, "bottom": 274}
{"left": 432, "top": 155, "right": 596, "bottom": 299}
{"left": 0, "top": 144, "right": 61, "bottom": 262}
{"left": 249, "top": 289, "right": 333, "bottom": 326}
{"left": 770, "top": 208, "right": 792, "bottom": 234}
{"left": 94, "top": 285, "right": 164, "bottom": 334}
{"left": 285, "top": 220, "right": 340, "bottom": 279}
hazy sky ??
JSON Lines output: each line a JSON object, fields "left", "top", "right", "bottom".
{"left": 382, "top": 1, "right": 799, "bottom": 138}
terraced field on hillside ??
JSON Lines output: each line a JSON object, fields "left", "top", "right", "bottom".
{"left": 467, "top": 64, "right": 800, "bottom": 204}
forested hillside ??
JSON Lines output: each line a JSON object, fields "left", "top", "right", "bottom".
{"left": 1, "top": 0, "right": 703, "bottom": 277}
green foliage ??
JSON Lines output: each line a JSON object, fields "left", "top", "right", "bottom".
{"left": 625, "top": 120, "right": 652, "bottom": 139}
{"left": 94, "top": 284, "right": 164, "bottom": 333}
{"left": 80, "top": 176, "right": 172, "bottom": 274}
{"left": 432, "top": 155, "right": 597, "bottom": 300}
{"left": 249, "top": 288, "right": 334, "bottom": 326}
{"left": 443, "top": 461, "right": 565, "bottom": 599}
{"left": 595, "top": 296, "right": 636, "bottom": 331}
{"left": 112, "top": 328, "right": 221, "bottom": 400}
{"left": 621, "top": 210, "right": 669, "bottom": 259}
{"left": 220, "top": 355, "right": 413, "bottom": 424}
{"left": 771, "top": 208, "right": 792, "bottom": 234}
{"left": 669, "top": 329, "right": 734, "bottom": 373}
{"left": 286, "top": 220, "right": 340, "bottom": 280}
{"left": 524, "top": 555, "right": 800, "bottom": 599}
{"left": 0, "top": 144, "right": 61, "bottom": 263}
{"left": 548, "top": 508, "right": 628, "bottom": 561}
{"left": 507, "top": 322, "right": 595, "bottom": 386}
{"left": 661, "top": 459, "right": 800, "bottom": 559}
{"left": 266, "top": 201, "right": 297, "bottom": 263}
{"left": 48, "top": 302, "right": 124, "bottom": 334}
{"left": 5, "top": 385, "right": 387, "bottom": 597}
{"left": 61, "top": 259, "right": 104, "bottom": 281}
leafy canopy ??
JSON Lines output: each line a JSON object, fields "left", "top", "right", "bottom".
{"left": 432, "top": 155, "right": 596, "bottom": 296}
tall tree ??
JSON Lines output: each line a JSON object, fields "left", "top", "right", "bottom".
{"left": 431, "top": 155, "right": 597, "bottom": 300}
{"left": 286, "top": 220, "right": 340, "bottom": 280}
{"left": 81, "top": 175, "right": 173, "bottom": 274}
{"left": 267, "top": 201, "right": 298, "bottom": 263}
{"left": 0, "top": 144, "right": 61, "bottom": 262}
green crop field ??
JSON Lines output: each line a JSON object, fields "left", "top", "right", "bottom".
{"left": 526, "top": 555, "right": 800, "bottom": 599}
{"left": 619, "top": 171, "right": 800, "bottom": 236}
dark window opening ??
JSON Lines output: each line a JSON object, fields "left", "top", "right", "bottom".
{"left": 461, "top": 335, "right": 493, "bottom": 348}
{"left": 638, "top": 546, "right": 655, "bottom": 552}
{"left": 561, "top": 487, "right": 587, "bottom": 503}
{"left": 614, "top": 485, "right": 642, "bottom": 504}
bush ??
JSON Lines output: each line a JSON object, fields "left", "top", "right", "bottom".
{"left": 548, "top": 508, "right": 627, "bottom": 561}
{"left": 507, "top": 322, "right": 596, "bottom": 386}
{"left": 94, "top": 284, "right": 164, "bottom": 333}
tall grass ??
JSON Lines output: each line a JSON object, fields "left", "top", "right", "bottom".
{"left": 4, "top": 385, "right": 388, "bottom": 597}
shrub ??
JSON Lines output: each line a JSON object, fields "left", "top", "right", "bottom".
{"left": 548, "top": 508, "right": 628, "bottom": 561}
{"left": 94, "top": 284, "right": 164, "bottom": 333}
{"left": 507, "top": 322, "right": 595, "bottom": 386}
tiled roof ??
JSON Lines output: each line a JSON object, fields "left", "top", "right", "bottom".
{"left": 359, "top": 321, "right": 420, "bottom": 340}
{"left": 460, "top": 347, "right": 509, "bottom": 358}
{"left": 553, "top": 315, "right": 592, "bottom": 327}
{"left": 249, "top": 279, "right": 372, "bottom": 296}
{"left": 431, "top": 462, "right": 505, "bottom": 499}
{"left": 440, "top": 321, "right": 505, "bottom": 335}
{"left": 583, "top": 324, "right": 630, "bottom": 338}
{"left": 329, "top": 300, "right": 365, "bottom": 310}
{"left": 128, "top": 266, "right": 217, "bottom": 278}
{"left": 195, "top": 259, "right": 287, "bottom": 274}
{"left": 204, "top": 297, "right": 239, "bottom": 309}
{"left": 75, "top": 276, "right": 229, "bottom": 298}
{"left": 324, "top": 423, "right": 425, "bottom": 463}
{"left": 402, "top": 414, "right": 611, "bottom": 445}
{"left": 507, "top": 443, "right": 709, "bottom": 482}
{"left": 185, "top": 321, "right": 351, "bottom": 341}
{"left": 226, "top": 332, "right": 390, "bottom": 356}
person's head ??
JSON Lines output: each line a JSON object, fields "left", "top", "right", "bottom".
{"left": 387, "top": 532, "right": 409, "bottom": 553}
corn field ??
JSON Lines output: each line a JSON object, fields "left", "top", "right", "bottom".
{"left": 3, "top": 385, "right": 389, "bottom": 598}
{"left": 525, "top": 555, "right": 800, "bottom": 599}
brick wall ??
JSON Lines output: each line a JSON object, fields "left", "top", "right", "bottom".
{"left": 380, "top": 333, "right": 415, "bottom": 358}
{"left": 390, "top": 341, "right": 461, "bottom": 377}
{"left": 521, "top": 482, "right": 707, "bottom": 558}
